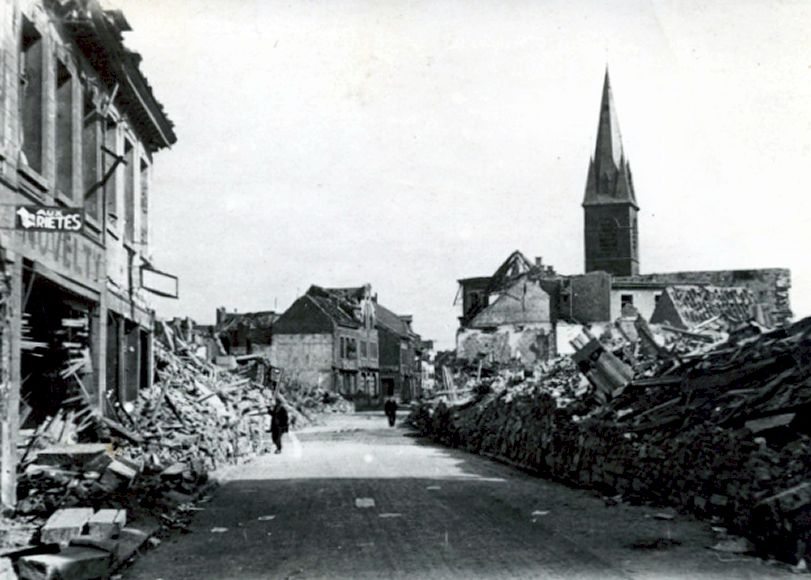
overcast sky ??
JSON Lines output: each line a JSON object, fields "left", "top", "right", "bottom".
{"left": 116, "top": 0, "right": 811, "bottom": 349}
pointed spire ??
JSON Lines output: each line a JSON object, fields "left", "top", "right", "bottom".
{"left": 583, "top": 68, "right": 637, "bottom": 209}
{"left": 595, "top": 68, "right": 624, "bottom": 168}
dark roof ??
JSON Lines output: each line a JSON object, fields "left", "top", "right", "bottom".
{"left": 216, "top": 310, "right": 278, "bottom": 333}
{"left": 63, "top": 1, "right": 176, "bottom": 151}
{"left": 457, "top": 276, "right": 492, "bottom": 285}
{"left": 374, "top": 302, "right": 409, "bottom": 336}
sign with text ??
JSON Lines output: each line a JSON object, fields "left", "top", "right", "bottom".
{"left": 16, "top": 205, "right": 84, "bottom": 232}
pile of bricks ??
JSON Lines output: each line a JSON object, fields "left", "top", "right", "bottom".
{"left": 410, "top": 316, "right": 811, "bottom": 564}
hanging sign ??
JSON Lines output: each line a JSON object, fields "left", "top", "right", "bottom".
{"left": 141, "top": 266, "right": 179, "bottom": 299}
{"left": 16, "top": 205, "right": 84, "bottom": 232}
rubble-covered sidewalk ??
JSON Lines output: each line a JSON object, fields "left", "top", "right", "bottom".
{"left": 409, "top": 316, "right": 811, "bottom": 567}
{"left": 0, "top": 322, "right": 351, "bottom": 579}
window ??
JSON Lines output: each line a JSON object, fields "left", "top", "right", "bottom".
{"left": 82, "top": 89, "right": 100, "bottom": 219}
{"left": 20, "top": 18, "right": 43, "bottom": 173}
{"left": 598, "top": 218, "right": 618, "bottom": 254}
{"left": 370, "top": 342, "right": 378, "bottom": 360}
{"left": 340, "top": 337, "right": 345, "bottom": 359}
{"left": 346, "top": 338, "right": 357, "bottom": 360}
{"left": 55, "top": 60, "right": 73, "bottom": 197}
{"left": 654, "top": 293, "right": 662, "bottom": 304}
{"left": 140, "top": 159, "right": 149, "bottom": 246}
{"left": 621, "top": 294, "right": 634, "bottom": 308}
{"left": 124, "top": 140, "right": 135, "bottom": 241}
{"left": 104, "top": 119, "right": 118, "bottom": 219}
{"left": 360, "top": 340, "right": 367, "bottom": 358}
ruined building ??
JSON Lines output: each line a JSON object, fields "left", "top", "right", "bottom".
{"left": 455, "top": 71, "right": 791, "bottom": 368}
{"left": 271, "top": 285, "right": 423, "bottom": 407}
{"left": 0, "top": 0, "right": 176, "bottom": 506}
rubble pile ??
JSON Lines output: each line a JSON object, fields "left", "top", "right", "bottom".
{"left": 5, "top": 320, "right": 352, "bottom": 577}
{"left": 410, "top": 316, "right": 811, "bottom": 564}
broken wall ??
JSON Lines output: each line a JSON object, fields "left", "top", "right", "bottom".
{"left": 567, "top": 272, "right": 611, "bottom": 323}
{"left": 270, "top": 334, "right": 333, "bottom": 389}
{"left": 609, "top": 287, "right": 661, "bottom": 321}
{"left": 456, "top": 323, "right": 554, "bottom": 367}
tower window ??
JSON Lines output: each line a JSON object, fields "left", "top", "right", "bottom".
{"left": 598, "top": 218, "right": 618, "bottom": 253}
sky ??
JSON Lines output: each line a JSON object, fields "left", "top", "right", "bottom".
{"left": 115, "top": 0, "right": 811, "bottom": 350}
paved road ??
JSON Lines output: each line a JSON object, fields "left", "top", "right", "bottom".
{"left": 125, "top": 413, "right": 792, "bottom": 580}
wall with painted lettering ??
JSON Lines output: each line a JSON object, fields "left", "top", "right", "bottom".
{"left": 16, "top": 230, "right": 103, "bottom": 287}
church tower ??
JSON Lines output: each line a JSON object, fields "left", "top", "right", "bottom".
{"left": 583, "top": 70, "right": 639, "bottom": 276}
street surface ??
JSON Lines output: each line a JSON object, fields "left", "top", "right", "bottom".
{"left": 125, "top": 413, "right": 793, "bottom": 580}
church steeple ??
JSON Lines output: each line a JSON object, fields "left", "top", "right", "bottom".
{"left": 583, "top": 69, "right": 638, "bottom": 208}
{"left": 583, "top": 69, "right": 640, "bottom": 276}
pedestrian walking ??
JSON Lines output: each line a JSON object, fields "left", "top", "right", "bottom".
{"left": 270, "top": 397, "right": 289, "bottom": 454}
{"left": 384, "top": 398, "right": 398, "bottom": 427}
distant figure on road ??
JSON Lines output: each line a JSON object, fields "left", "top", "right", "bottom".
{"left": 270, "top": 397, "right": 289, "bottom": 454}
{"left": 384, "top": 398, "right": 398, "bottom": 427}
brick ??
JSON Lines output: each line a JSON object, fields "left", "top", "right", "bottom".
{"left": 40, "top": 508, "right": 94, "bottom": 546}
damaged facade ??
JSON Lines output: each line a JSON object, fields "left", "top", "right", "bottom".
{"left": 215, "top": 307, "right": 278, "bottom": 356}
{"left": 455, "top": 70, "right": 791, "bottom": 368}
{"left": 271, "top": 285, "right": 423, "bottom": 407}
{"left": 0, "top": 0, "right": 176, "bottom": 507}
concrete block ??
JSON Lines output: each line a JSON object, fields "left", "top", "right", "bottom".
{"left": 17, "top": 546, "right": 112, "bottom": 580}
{"left": 87, "top": 509, "right": 126, "bottom": 540}
{"left": 0, "top": 557, "right": 18, "bottom": 579}
{"left": 40, "top": 508, "right": 94, "bottom": 546}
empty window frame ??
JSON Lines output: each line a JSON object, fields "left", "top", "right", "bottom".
{"left": 124, "top": 139, "right": 135, "bottom": 241}
{"left": 104, "top": 118, "right": 118, "bottom": 219}
{"left": 360, "top": 340, "right": 368, "bottom": 358}
{"left": 20, "top": 18, "right": 44, "bottom": 173}
{"left": 55, "top": 60, "right": 73, "bottom": 197}
{"left": 140, "top": 158, "right": 149, "bottom": 245}
{"left": 82, "top": 89, "right": 101, "bottom": 219}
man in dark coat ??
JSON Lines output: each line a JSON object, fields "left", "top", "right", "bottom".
{"left": 270, "top": 397, "right": 289, "bottom": 454}
{"left": 384, "top": 398, "right": 398, "bottom": 427}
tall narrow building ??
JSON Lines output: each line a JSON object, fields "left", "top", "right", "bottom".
{"left": 583, "top": 70, "right": 640, "bottom": 276}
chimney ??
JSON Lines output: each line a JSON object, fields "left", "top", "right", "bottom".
{"left": 535, "top": 256, "right": 543, "bottom": 268}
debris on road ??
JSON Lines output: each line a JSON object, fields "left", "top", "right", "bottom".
{"left": 3, "top": 319, "right": 353, "bottom": 578}
{"left": 409, "top": 315, "right": 811, "bottom": 565}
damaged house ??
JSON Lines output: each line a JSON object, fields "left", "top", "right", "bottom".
{"left": 271, "top": 285, "right": 425, "bottom": 407}
{"left": 456, "top": 252, "right": 562, "bottom": 367}
{"left": 0, "top": 0, "right": 177, "bottom": 506}
{"left": 455, "top": 71, "right": 792, "bottom": 367}
{"left": 215, "top": 307, "right": 278, "bottom": 356}
{"left": 270, "top": 285, "right": 380, "bottom": 406}
{"left": 374, "top": 302, "right": 421, "bottom": 403}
